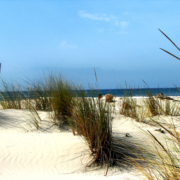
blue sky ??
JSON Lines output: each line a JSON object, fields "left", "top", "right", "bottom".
{"left": 0, "top": 0, "right": 180, "bottom": 89}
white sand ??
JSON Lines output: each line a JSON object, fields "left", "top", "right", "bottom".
{"left": 1, "top": 97, "right": 180, "bottom": 180}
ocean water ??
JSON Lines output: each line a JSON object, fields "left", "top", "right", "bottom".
{"left": 86, "top": 88, "right": 180, "bottom": 97}
{"left": 0, "top": 88, "right": 179, "bottom": 101}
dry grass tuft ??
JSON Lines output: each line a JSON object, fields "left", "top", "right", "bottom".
{"left": 0, "top": 78, "right": 24, "bottom": 109}
{"left": 105, "top": 94, "right": 114, "bottom": 102}
{"left": 26, "top": 74, "right": 75, "bottom": 127}
{"left": 134, "top": 116, "right": 180, "bottom": 179}
{"left": 69, "top": 90, "right": 115, "bottom": 175}
{"left": 132, "top": 29, "right": 180, "bottom": 179}
{"left": 68, "top": 89, "right": 142, "bottom": 175}
{"left": 144, "top": 91, "right": 161, "bottom": 116}
{"left": 120, "top": 97, "right": 138, "bottom": 120}
{"left": 119, "top": 88, "right": 139, "bottom": 120}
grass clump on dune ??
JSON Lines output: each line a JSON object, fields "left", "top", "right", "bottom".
{"left": 119, "top": 88, "right": 140, "bottom": 121}
{"left": 161, "top": 98, "right": 179, "bottom": 116}
{"left": 70, "top": 89, "right": 114, "bottom": 167}
{"left": 133, "top": 29, "right": 180, "bottom": 179}
{"left": 135, "top": 116, "right": 180, "bottom": 180}
{"left": 0, "top": 74, "right": 75, "bottom": 129}
{"left": 69, "top": 88, "right": 122, "bottom": 175}
{"left": 120, "top": 98, "right": 138, "bottom": 120}
{"left": 26, "top": 79, "right": 51, "bottom": 111}
{"left": 144, "top": 91, "right": 162, "bottom": 116}
{"left": 26, "top": 74, "right": 75, "bottom": 127}
{"left": 69, "top": 88, "right": 145, "bottom": 175}
{"left": 47, "top": 74, "right": 74, "bottom": 126}
{"left": 0, "top": 78, "right": 43, "bottom": 130}
{"left": 144, "top": 89, "right": 179, "bottom": 118}
{"left": 0, "top": 78, "right": 24, "bottom": 109}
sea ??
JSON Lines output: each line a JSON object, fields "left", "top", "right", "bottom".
{"left": 86, "top": 87, "right": 180, "bottom": 97}
{"left": 0, "top": 88, "right": 180, "bottom": 100}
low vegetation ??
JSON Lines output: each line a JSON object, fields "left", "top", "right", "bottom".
{"left": 1, "top": 74, "right": 180, "bottom": 178}
{"left": 70, "top": 89, "right": 115, "bottom": 172}
{"left": 0, "top": 78, "right": 24, "bottom": 109}
{"left": 134, "top": 29, "right": 180, "bottom": 179}
{"left": 120, "top": 94, "right": 139, "bottom": 120}
{"left": 0, "top": 30, "right": 180, "bottom": 178}
{"left": 47, "top": 75, "right": 74, "bottom": 126}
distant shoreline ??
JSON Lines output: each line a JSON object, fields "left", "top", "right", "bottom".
{"left": 0, "top": 87, "right": 180, "bottom": 99}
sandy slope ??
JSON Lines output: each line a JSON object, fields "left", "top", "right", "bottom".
{"left": 0, "top": 97, "right": 180, "bottom": 180}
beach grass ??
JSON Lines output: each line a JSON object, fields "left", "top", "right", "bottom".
{"left": 115, "top": 86, "right": 180, "bottom": 179}
{"left": 144, "top": 90, "right": 179, "bottom": 117}
{"left": 1, "top": 29, "right": 180, "bottom": 178}
{"left": 21, "top": 74, "right": 75, "bottom": 129}
{"left": 69, "top": 88, "right": 115, "bottom": 174}
{"left": 163, "top": 99, "right": 179, "bottom": 116}
{"left": 144, "top": 91, "right": 162, "bottom": 116}
{"left": 0, "top": 78, "right": 24, "bottom": 109}
{"left": 46, "top": 74, "right": 74, "bottom": 126}
{"left": 68, "top": 88, "right": 147, "bottom": 175}
{"left": 120, "top": 89, "right": 139, "bottom": 120}
{"left": 25, "top": 77, "right": 52, "bottom": 111}
{"left": 134, "top": 115, "right": 180, "bottom": 180}
{"left": 132, "top": 30, "right": 180, "bottom": 179}
{"left": 1, "top": 72, "right": 180, "bottom": 178}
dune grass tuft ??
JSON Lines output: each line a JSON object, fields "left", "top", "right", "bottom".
{"left": 71, "top": 90, "right": 113, "bottom": 163}
{"left": 144, "top": 90, "right": 179, "bottom": 117}
{"left": 120, "top": 89, "right": 139, "bottom": 120}
{"left": 144, "top": 91, "right": 162, "bottom": 116}
{"left": 25, "top": 78, "right": 52, "bottom": 111}
{"left": 2, "top": 69, "right": 180, "bottom": 178}
{"left": 134, "top": 115, "right": 180, "bottom": 179}
{"left": 0, "top": 78, "right": 24, "bottom": 109}
{"left": 68, "top": 88, "right": 122, "bottom": 175}
{"left": 47, "top": 75, "right": 74, "bottom": 126}
{"left": 25, "top": 74, "right": 75, "bottom": 128}
{"left": 132, "top": 29, "right": 180, "bottom": 179}
{"left": 120, "top": 97, "right": 138, "bottom": 120}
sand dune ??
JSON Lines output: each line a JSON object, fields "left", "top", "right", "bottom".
{"left": 1, "top": 97, "right": 180, "bottom": 179}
